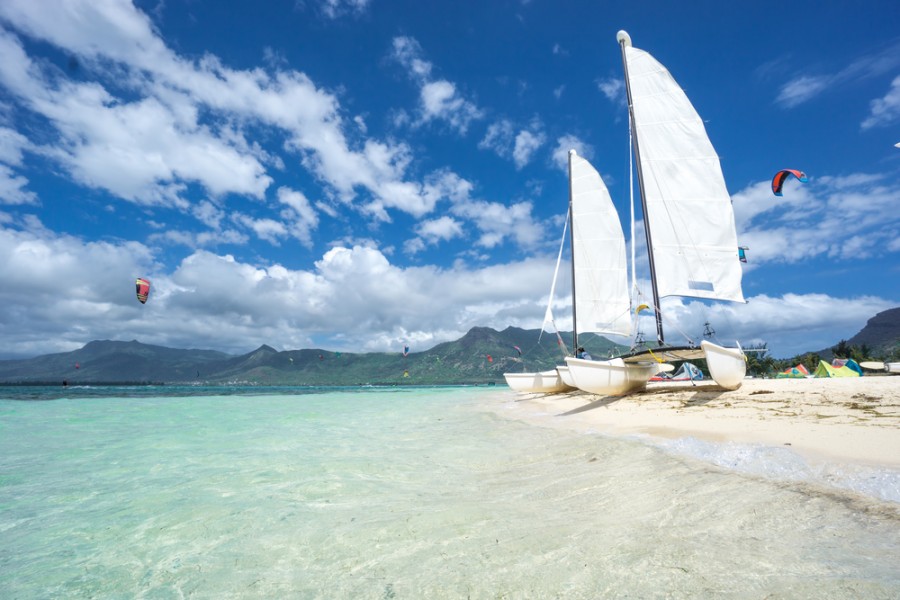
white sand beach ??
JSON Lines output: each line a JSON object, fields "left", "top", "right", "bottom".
{"left": 497, "top": 376, "right": 900, "bottom": 469}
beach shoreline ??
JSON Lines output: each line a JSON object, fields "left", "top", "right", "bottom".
{"left": 491, "top": 376, "right": 900, "bottom": 470}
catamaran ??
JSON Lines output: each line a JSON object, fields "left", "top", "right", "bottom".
{"left": 503, "top": 148, "right": 624, "bottom": 394}
{"left": 564, "top": 31, "right": 748, "bottom": 395}
{"left": 502, "top": 215, "right": 574, "bottom": 393}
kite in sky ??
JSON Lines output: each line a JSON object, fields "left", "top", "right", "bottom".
{"left": 771, "top": 169, "right": 808, "bottom": 196}
{"left": 135, "top": 278, "right": 150, "bottom": 304}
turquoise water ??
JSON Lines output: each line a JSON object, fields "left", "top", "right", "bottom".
{"left": 1, "top": 386, "right": 899, "bottom": 598}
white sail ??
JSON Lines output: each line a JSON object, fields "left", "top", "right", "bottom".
{"left": 541, "top": 214, "right": 568, "bottom": 331}
{"left": 570, "top": 152, "right": 631, "bottom": 337}
{"left": 623, "top": 45, "right": 745, "bottom": 303}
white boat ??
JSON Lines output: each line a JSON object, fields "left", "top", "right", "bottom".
{"left": 556, "top": 365, "right": 576, "bottom": 387}
{"left": 565, "top": 31, "right": 748, "bottom": 395}
{"left": 502, "top": 214, "right": 575, "bottom": 393}
{"left": 503, "top": 370, "right": 571, "bottom": 394}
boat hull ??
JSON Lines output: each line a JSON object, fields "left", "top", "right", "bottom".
{"left": 503, "top": 370, "right": 572, "bottom": 393}
{"left": 564, "top": 357, "right": 659, "bottom": 396}
{"left": 556, "top": 365, "right": 576, "bottom": 388}
{"left": 701, "top": 340, "right": 746, "bottom": 390}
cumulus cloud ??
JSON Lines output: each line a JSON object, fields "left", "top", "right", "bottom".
{"left": 479, "top": 118, "right": 545, "bottom": 168}
{"left": 0, "top": 0, "right": 480, "bottom": 233}
{"left": 0, "top": 126, "right": 36, "bottom": 205}
{"left": 390, "top": 35, "right": 483, "bottom": 134}
{"left": 415, "top": 215, "right": 464, "bottom": 245}
{"left": 0, "top": 207, "right": 562, "bottom": 357}
{"left": 732, "top": 172, "right": 900, "bottom": 263}
{"left": 0, "top": 164, "right": 36, "bottom": 205}
{"left": 1, "top": 218, "right": 891, "bottom": 359}
{"left": 862, "top": 74, "right": 900, "bottom": 129}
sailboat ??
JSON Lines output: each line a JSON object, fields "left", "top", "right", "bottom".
{"left": 564, "top": 30, "right": 748, "bottom": 395}
{"left": 503, "top": 149, "right": 626, "bottom": 394}
{"left": 503, "top": 219, "right": 574, "bottom": 394}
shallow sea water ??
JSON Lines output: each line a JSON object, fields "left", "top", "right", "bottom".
{"left": 1, "top": 385, "right": 898, "bottom": 598}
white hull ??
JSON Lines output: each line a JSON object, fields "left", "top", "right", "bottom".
{"left": 565, "top": 356, "right": 659, "bottom": 396}
{"left": 887, "top": 363, "right": 900, "bottom": 374}
{"left": 503, "top": 370, "right": 572, "bottom": 393}
{"left": 557, "top": 365, "right": 576, "bottom": 387}
{"left": 700, "top": 340, "right": 746, "bottom": 390}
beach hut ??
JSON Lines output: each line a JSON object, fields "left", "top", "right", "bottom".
{"left": 776, "top": 364, "right": 809, "bottom": 379}
{"left": 812, "top": 361, "right": 861, "bottom": 378}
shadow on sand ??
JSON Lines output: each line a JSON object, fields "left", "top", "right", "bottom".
{"left": 554, "top": 382, "right": 732, "bottom": 415}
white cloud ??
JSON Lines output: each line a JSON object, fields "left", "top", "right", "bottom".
{"left": 513, "top": 129, "right": 545, "bottom": 169}
{"left": 318, "top": 0, "right": 371, "bottom": 19}
{"left": 415, "top": 215, "right": 464, "bottom": 244}
{"left": 479, "top": 119, "right": 515, "bottom": 154}
{"left": 634, "top": 293, "right": 895, "bottom": 358}
{"left": 390, "top": 35, "right": 483, "bottom": 134}
{"left": 775, "top": 75, "right": 830, "bottom": 108}
{"left": 451, "top": 199, "right": 543, "bottom": 249}
{"left": 232, "top": 213, "right": 288, "bottom": 245}
{"left": 0, "top": 220, "right": 894, "bottom": 359}
{"left": 774, "top": 41, "right": 900, "bottom": 108}
{"left": 277, "top": 186, "right": 319, "bottom": 248}
{"left": 862, "top": 74, "right": 900, "bottom": 129}
{"left": 0, "top": 1, "right": 481, "bottom": 231}
{"left": 479, "top": 118, "right": 545, "bottom": 168}
{"left": 419, "top": 80, "right": 482, "bottom": 133}
{"left": 551, "top": 135, "right": 594, "bottom": 171}
{"left": 0, "top": 164, "right": 36, "bottom": 205}
{"left": 597, "top": 77, "right": 624, "bottom": 104}
{"left": 732, "top": 172, "right": 900, "bottom": 264}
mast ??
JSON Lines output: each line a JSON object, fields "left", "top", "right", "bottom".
{"left": 567, "top": 149, "right": 578, "bottom": 352}
{"left": 617, "top": 30, "right": 665, "bottom": 345}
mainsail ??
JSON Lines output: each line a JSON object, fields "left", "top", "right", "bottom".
{"left": 622, "top": 43, "right": 745, "bottom": 303}
{"left": 569, "top": 151, "right": 631, "bottom": 337}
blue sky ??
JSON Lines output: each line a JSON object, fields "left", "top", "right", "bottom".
{"left": 0, "top": 0, "right": 898, "bottom": 360}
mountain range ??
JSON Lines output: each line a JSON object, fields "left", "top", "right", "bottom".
{"left": 1, "top": 308, "right": 897, "bottom": 386}
{"left": 0, "top": 327, "right": 626, "bottom": 386}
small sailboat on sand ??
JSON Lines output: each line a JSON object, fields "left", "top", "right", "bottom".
{"left": 503, "top": 148, "right": 628, "bottom": 394}
{"left": 503, "top": 218, "right": 574, "bottom": 394}
{"left": 565, "top": 31, "right": 748, "bottom": 395}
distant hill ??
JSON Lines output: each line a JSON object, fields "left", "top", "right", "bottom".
{"left": 6, "top": 309, "right": 895, "bottom": 386}
{"left": 0, "top": 327, "right": 628, "bottom": 386}
{"left": 846, "top": 307, "right": 900, "bottom": 356}
{"left": 817, "top": 307, "right": 900, "bottom": 360}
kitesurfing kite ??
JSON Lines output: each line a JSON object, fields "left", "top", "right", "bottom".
{"left": 402, "top": 344, "right": 410, "bottom": 357}
{"left": 771, "top": 169, "right": 808, "bottom": 196}
{"left": 135, "top": 278, "right": 151, "bottom": 304}
{"left": 513, "top": 345, "right": 522, "bottom": 357}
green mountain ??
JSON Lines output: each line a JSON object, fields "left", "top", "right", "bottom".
{"left": 5, "top": 309, "right": 895, "bottom": 386}
{"left": 846, "top": 307, "right": 900, "bottom": 358}
{"left": 0, "top": 327, "right": 627, "bottom": 386}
